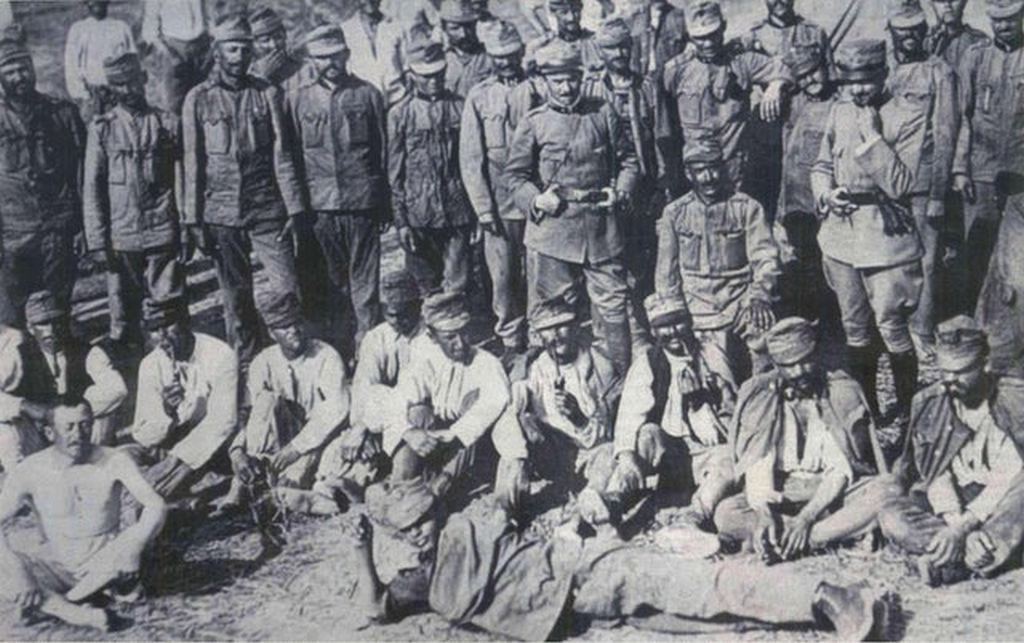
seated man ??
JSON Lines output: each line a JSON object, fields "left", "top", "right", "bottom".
{"left": 0, "top": 291, "right": 127, "bottom": 470}
{"left": 598, "top": 292, "right": 737, "bottom": 528}
{"left": 389, "top": 291, "right": 523, "bottom": 509}
{"left": 715, "top": 317, "right": 897, "bottom": 561}
{"left": 880, "top": 316, "right": 1024, "bottom": 586}
{"left": 498, "top": 297, "right": 621, "bottom": 506}
{"left": 128, "top": 296, "right": 239, "bottom": 500}
{"left": 224, "top": 291, "right": 350, "bottom": 515}
{"left": 0, "top": 398, "right": 166, "bottom": 630}
{"left": 348, "top": 479, "right": 895, "bottom": 641}
{"left": 316, "top": 271, "right": 424, "bottom": 501}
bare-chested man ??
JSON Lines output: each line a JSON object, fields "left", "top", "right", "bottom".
{"left": 0, "top": 399, "right": 167, "bottom": 630}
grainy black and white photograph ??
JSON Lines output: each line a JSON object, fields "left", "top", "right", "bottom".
{"left": 0, "top": 0, "right": 1021, "bottom": 639}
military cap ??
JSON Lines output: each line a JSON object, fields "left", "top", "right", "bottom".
{"left": 987, "top": 0, "right": 1024, "bottom": 17}
{"left": 439, "top": 0, "right": 479, "bottom": 23}
{"left": 483, "top": 20, "right": 524, "bottom": 56}
{"left": 255, "top": 289, "right": 302, "bottom": 330}
{"left": 211, "top": 14, "right": 253, "bottom": 43}
{"left": 683, "top": 133, "right": 724, "bottom": 164}
{"left": 833, "top": 39, "right": 887, "bottom": 82}
{"left": 547, "top": 0, "right": 584, "bottom": 9}
{"left": 24, "top": 291, "right": 65, "bottom": 326}
{"left": 0, "top": 29, "right": 30, "bottom": 67}
{"left": 303, "top": 24, "right": 348, "bottom": 57}
{"left": 143, "top": 295, "right": 189, "bottom": 331}
{"left": 530, "top": 296, "right": 576, "bottom": 331}
{"left": 888, "top": 0, "right": 927, "bottom": 28}
{"left": 365, "top": 480, "right": 437, "bottom": 530}
{"left": 406, "top": 31, "right": 447, "bottom": 75}
{"left": 535, "top": 39, "right": 582, "bottom": 75}
{"left": 686, "top": 1, "right": 725, "bottom": 38}
{"left": 381, "top": 271, "right": 421, "bottom": 306}
{"left": 936, "top": 315, "right": 989, "bottom": 370}
{"left": 103, "top": 51, "right": 143, "bottom": 85}
{"left": 783, "top": 44, "right": 824, "bottom": 79}
{"left": 594, "top": 16, "right": 633, "bottom": 48}
{"left": 249, "top": 6, "right": 285, "bottom": 38}
{"left": 644, "top": 292, "right": 692, "bottom": 328}
{"left": 422, "top": 291, "right": 471, "bottom": 331}
{"left": 766, "top": 317, "right": 818, "bottom": 366}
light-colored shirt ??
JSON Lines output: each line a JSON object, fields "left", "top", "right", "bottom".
{"left": 0, "top": 330, "right": 127, "bottom": 421}
{"left": 142, "top": 0, "right": 206, "bottom": 44}
{"left": 352, "top": 322, "right": 422, "bottom": 432}
{"left": 521, "top": 348, "right": 602, "bottom": 445}
{"left": 64, "top": 16, "right": 136, "bottom": 100}
{"left": 236, "top": 340, "right": 349, "bottom": 456}
{"left": 341, "top": 14, "right": 387, "bottom": 93}
{"left": 393, "top": 335, "right": 510, "bottom": 454}
{"left": 132, "top": 333, "right": 238, "bottom": 470}
{"left": 0, "top": 2, "right": 12, "bottom": 31}
{"left": 614, "top": 351, "right": 727, "bottom": 456}
{"left": 927, "top": 400, "right": 1024, "bottom": 521}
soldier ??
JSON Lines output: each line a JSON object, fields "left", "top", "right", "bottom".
{"left": 952, "top": 0, "right": 1024, "bottom": 312}
{"left": 505, "top": 40, "right": 639, "bottom": 373}
{"left": 629, "top": 0, "right": 687, "bottom": 79}
{"left": 886, "top": 0, "right": 960, "bottom": 363}
{"left": 655, "top": 136, "right": 780, "bottom": 387}
{"left": 590, "top": 292, "right": 736, "bottom": 529}
{"left": 140, "top": 0, "right": 210, "bottom": 114}
{"left": 715, "top": 318, "right": 898, "bottom": 561}
{"left": 129, "top": 295, "right": 239, "bottom": 501}
{"left": 388, "top": 33, "right": 476, "bottom": 296}
{"left": 880, "top": 316, "right": 1024, "bottom": 586}
{"left": 527, "top": 0, "right": 603, "bottom": 73}
{"left": 439, "top": 0, "right": 492, "bottom": 98}
{"left": 83, "top": 52, "right": 184, "bottom": 351}
{"left": 929, "top": 0, "right": 990, "bottom": 65}
{"left": 0, "top": 292, "right": 127, "bottom": 468}
{"left": 460, "top": 21, "right": 529, "bottom": 360}
{"left": 339, "top": 0, "right": 389, "bottom": 93}
{"left": 811, "top": 39, "right": 924, "bottom": 426}
{"left": 248, "top": 7, "right": 305, "bottom": 89}
{"left": 288, "top": 25, "right": 388, "bottom": 354}
{"left": 660, "top": 0, "right": 791, "bottom": 197}
{"left": 63, "top": 0, "right": 135, "bottom": 120}
{"left": 775, "top": 47, "right": 835, "bottom": 322}
{"left": 224, "top": 291, "right": 351, "bottom": 515}
{"left": 741, "top": 0, "right": 829, "bottom": 218}
{"left": 0, "top": 33, "right": 85, "bottom": 328}
{"left": 181, "top": 15, "right": 304, "bottom": 367}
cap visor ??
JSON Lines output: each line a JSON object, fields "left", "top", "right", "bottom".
{"left": 409, "top": 59, "right": 447, "bottom": 75}
{"left": 485, "top": 43, "right": 524, "bottom": 57}
{"left": 307, "top": 43, "right": 349, "bottom": 57}
{"left": 888, "top": 16, "right": 926, "bottom": 28}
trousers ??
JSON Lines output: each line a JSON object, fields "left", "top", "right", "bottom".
{"left": 313, "top": 211, "right": 382, "bottom": 351}
{"left": 404, "top": 225, "right": 473, "bottom": 296}
{"left": 207, "top": 220, "right": 298, "bottom": 367}
{"left": 483, "top": 219, "right": 527, "bottom": 350}
{"left": 239, "top": 394, "right": 329, "bottom": 489}
{"left": 0, "top": 225, "right": 75, "bottom": 327}
{"left": 910, "top": 195, "right": 943, "bottom": 340}
{"left": 107, "top": 246, "right": 184, "bottom": 344}
{"left": 960, "top": 180, "right": 1002, "bottom": 314}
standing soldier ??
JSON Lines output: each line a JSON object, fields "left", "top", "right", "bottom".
{"left": 388, "top": 33, "right": 476, "bottom": 296}
{"left": 460, "top": 22, "right": 529, "bottom": 361}
{"left": 439, "top": 0, "right": 492, "bottom": 98}
{"left": 289, "top": 25, "right": 388, "bottom": 355}
{"left": 629, "top": 0, "right": 687, "bottom": 79}
{"left": 527, "top": 0, "right": 603, "bottom": 74}
{"left": 886, "top": 0, "right": 960, "bottom": 364}
{"left": 0, "top": 33, "right": 85, "bottom": 327}
{"left": 661, "top": 0, "right": 791, "bottom": 198}
{"left": 655, "top": 136, "right": 779, "bottom": 386}
{"left": 83, "top": 52, "right": 184, "bottom": 351}
{"left": 812, "top": 39, "right": 924, "bottom": 426}
{"left": 182, "top": 15, "right": 305, "bottom": 368}
{"left": 929, "top": 0, "right": 989, "bottom": 65}
{"left": 505, "top": 40, "right": 640, "bottom": 373}
{"left": 952, "top": 0, "right": 1024, "bottom": 312}
{"left": 248, "top": 7, "right": 305, "bottom": 89}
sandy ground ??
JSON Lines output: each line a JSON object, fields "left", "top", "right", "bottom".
{"left": 1, "top": 1, "right": 1018, "bottom": 641}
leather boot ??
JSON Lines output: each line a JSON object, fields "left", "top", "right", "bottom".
{"left": 847, "top": 345, "right": 879, "bottom": 418}
{"left": 813, "top": 581, "right": 886, "bottom": 641}
{"left": 889, "top": 349, "right": 919, "bottom": 424}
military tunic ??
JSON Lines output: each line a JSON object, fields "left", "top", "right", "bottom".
{"left": 445, "top": 44, "right": 493, "bottom": 99}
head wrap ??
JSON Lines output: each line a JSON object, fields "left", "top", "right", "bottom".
{"left": 422, "top": 291, "right": 471, "bottom": 331}
{"left": 594, "top": 16, "right": 632, "bottom": 48}
{"left": 381, "top": 271, "right": 421, "bottom": 306}
{"left": 686, "top": 1, "right": 724, "bottom": 38}
{"left": 103, "top": 51, "right": 143, "bottom": 84}
{"left": 249, "top": 6, "right": 285, "bottom": 38}
{"left": 483, "top": 20, "right": 524, "bottom": 56}
{"left": 0, "top": 27, "right": 30, "bottom": 67}
{"left": 406, "top": 31, "right": 447, "bottom": 75}
{"left": 936, "top": 315, "right": 989, "bottom": 371}
{"left": 534, "top": 39, "right": 582, "bottom": 75}
{"left": 644, "top": 292, "right": 692, "bottom": 328}
{"left": 683, "top": 132, "right": 724, "bottom": 164}
{"left": 765, "top": 317, "right": 818, "bottom": 366}
{"left": 888, "top": 0, "right": 927, "bottom": 28}
{"left": 438, "top": 0, "right": 479, "bottom": 24}
{"left": 987, "top": 0, "right": 1024, "bottom": 18}
{"left": 211, "top": 14, "right": 253, "bottom": 43}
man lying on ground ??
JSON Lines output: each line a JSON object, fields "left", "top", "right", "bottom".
{"left": 0, "top": 398, "right": 166, "bottom": 630}
{"left": 347, "top": 479, "right": 897, "bottom": 641}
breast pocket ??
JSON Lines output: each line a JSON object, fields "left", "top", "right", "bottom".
{"left": 482, "top": 111, "right": 507, "bottom": 149}
{"left": 539, "top": 143, "right": 568, "bottom": 181}
{"left": 710, "top": 226, "right": 748, "bottom": 271}
{"left": 677, "top": 86, "right": 704, "bottom": 127}
{"left": 301, "top": 110, "right": 326, "bottom": 148}
{"left": 676, "top": 228, "right": 702, "bottom": 271}
{"left": 343, "top": 108, "right": 370, "bottom": 145}
{"left": 109, "top": 149, "right": 129, "bottom": 185}
{"left": 203, "top": 114, "right": 231, "bottom": 155}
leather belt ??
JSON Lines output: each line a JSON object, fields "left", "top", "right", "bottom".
{"left": 553, "top": 186, "right": 613, "bottom": 204}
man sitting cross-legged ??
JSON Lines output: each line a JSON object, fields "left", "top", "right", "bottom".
{"left": 880, "top": 315, "right": 1024, "bottom": 586}
{"left": 0, "top": 398, "right": 166, "bottom": 631}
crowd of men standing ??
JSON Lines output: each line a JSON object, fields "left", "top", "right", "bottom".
{"left": 0, "top": 0, "right": 1022, "bottom": 637}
